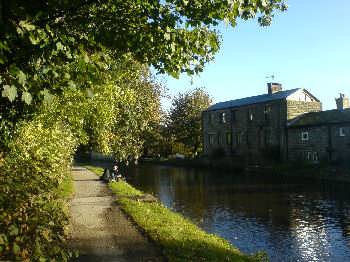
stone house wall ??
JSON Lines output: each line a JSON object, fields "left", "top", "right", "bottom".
{"left": 202, "top": 96, "right": 322, "bottom": 163}
{"left": 287, "top": 101, "right": 322, "bottom": 120}
{"left": 203, "top": 100, "right": 287, "bottom": 161}
{"left": 287, "top": 124, "right": 350, "bottom": 164}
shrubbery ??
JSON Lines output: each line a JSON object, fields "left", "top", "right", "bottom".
{"left": 0, "top": 119, "right": 77, "bottom": 261}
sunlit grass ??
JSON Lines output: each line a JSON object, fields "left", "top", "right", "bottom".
{"left": 109, "top": 181, "right": 143, "bottom": 197}
{"left": 118, "top": 197, "right": 258, "bottom": 262}
{"left": 83, "top": 165, "right": 104, "bottom": 176}
{"left": 57, "top": 173, "right": 74, "bottom": 199}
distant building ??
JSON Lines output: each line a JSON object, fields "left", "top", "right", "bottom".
{"left": 287, "top": 94, "right": 350, "bottom": 164}
{"left": 202, "top": 83, "right": 321, "bottom": 162}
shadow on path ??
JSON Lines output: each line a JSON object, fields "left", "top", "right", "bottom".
{"left": 68, "top": 167, "right": 164, "bottom": 262}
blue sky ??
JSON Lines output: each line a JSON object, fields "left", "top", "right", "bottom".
{"left": 162, "top": 0, "right": 350, "bottom": 111}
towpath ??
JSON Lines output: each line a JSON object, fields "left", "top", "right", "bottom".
{"left": 68, "top": 166, "right": 163, "bottom": 262}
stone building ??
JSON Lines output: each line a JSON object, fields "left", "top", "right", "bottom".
{"left": 202, "top": 83, "right": 321, "bottom": 162}
{"left": 287, "top": 94, "right": 350, "bottom": 165}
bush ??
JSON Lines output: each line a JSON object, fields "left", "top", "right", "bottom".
{"left": 0, "top": 119, "right": 77, "bottom": 261}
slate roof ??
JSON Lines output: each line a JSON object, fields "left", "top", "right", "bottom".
{"left": 288, "top": 108, "right": 350, "bottom": 127}
{"left": 206, "top": 88, "right": 300, "bottom": 111}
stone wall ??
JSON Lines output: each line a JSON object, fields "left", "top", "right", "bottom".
{"left": 203, "top": 100, "right": 286, "bottom": 162}
{"left": 287, "top": 126, "right": 329, "bottom": 161}
{"left": 203, "top": 98, "right": 324, "bottom": 164}
{"left": 287, "top": 124, "right": 350, "bottom": 165}
{"left": 287, "top": 101, "right": 322, "bottom": 120}
{"left": 330, "top": 124, "right": 350, "bottom": 164}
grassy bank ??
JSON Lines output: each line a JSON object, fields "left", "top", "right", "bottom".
{"left": 82, "top": 164, "right": 104, "bottom": 176}
{"left": 85, "top": 165, "right": 266, "bottom": 261}
{"left": 57, "top": 173, "right": 75, "bottom": 199}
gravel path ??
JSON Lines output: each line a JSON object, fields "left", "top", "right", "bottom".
{"left": 68, "top": 166, "right": 164, "bottom": 262}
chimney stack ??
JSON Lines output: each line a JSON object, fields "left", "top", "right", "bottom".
{"left": 267, "top": 83, "right": 282, "bottom": 95}
{"left": 335, "top": 93, "right": 349, "bottom": 110}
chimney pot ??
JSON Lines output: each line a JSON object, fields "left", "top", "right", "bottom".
{"left": 335, "top": 93, "right": 349, "bottom": 110}
{"left": 267, "top": 83, "right": 282, "bottom": 95}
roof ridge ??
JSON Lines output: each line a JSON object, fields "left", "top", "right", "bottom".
{"left": 207, "top": 88, "right": 301, "bottom": 111}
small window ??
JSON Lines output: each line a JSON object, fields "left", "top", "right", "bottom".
{"left": 209, "top": 134, "right": 215, "bottom": 145}
{"left": 340, "top": 127, "right": 346, "bottom": 137}
{"left": 220, "top": 112, "right": 226, "bottom": 123}
{"left": 306, "top": 152, "right": 312, "bottom": 161}
{"left": 226, "top": 132, "right": 232, "bottom": 145}
{"left": 236, "top": 133, "right": 242, "bottom": 146}
{"left": 264, "top": 106, "right": 271, "bottom": 121}
{"left": 248, "top": 109, "right": 254, "bottom": 121}
{"left": 313, "top": 152, "right": 319, "bottom": 161}
{"left": 218, "top": 134, "right": 223, "bottom": 145}
{"left": 231, "top": 110, "right": 237, "bottom": 122}
{"left": 301, "top": 132, "right": 309, "bottom": 141}
{"left": 209, "top": 113, "right": 215, "bottom": 124}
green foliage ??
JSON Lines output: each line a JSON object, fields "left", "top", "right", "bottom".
{"left": 168, "top": 87, "right": 212, "bottom": 156}
{"left": 0, "top": 1, "right": 287, "bottom": 106}
{"left": 0, "top": 119, "right": 77, "bottom": 261}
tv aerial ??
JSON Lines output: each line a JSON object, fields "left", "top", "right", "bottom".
{"left": 265, "top": 75, "right": 275, "bottom": 82}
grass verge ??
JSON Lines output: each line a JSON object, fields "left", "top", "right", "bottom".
{"left": 109, "top": 180, "right": 143, "bottom": 197}
{"left": 83, "top": 165, "right": 104, "bottom": 176}
{"left": 57, "top": 173, "right": 74, "bottom": 199}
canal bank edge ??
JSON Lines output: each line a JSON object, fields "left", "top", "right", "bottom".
{"left": 141, "top": 158, "right": 350, "bottom": 183}
{"left": 85, "top": 165, "right": 268, "bottom": 262}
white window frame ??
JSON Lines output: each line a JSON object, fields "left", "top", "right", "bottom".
{"left": 209, "top": 134, "right": 215, "bottom": 145}
{"left": 339, "top": 127, "right": 346, "bottom": 137}
{"left": 248, "top": 109, "right": 254, "bottom": 121}
{"left": 307, "top": 152, "right": 312, "bottom": 161}
{"left": 220, "top": 112, "right": 226, "bottom": 123}
{"left": 301, "top": 131, "right": 309, "bottom": 141}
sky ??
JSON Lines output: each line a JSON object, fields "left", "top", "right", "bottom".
{"left": 161, "top": 0, "right": 350, "bottom": 111}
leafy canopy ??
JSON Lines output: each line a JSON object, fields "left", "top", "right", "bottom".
{"left": 0, "top": 0, "right": 287, "bottom": 105}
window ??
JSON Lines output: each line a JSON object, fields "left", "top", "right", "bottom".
{"left": 209, "top": 134, "right": 215, "bottom": 145}
{"left": 209, "top": 113, "right": 215, "bottom": 125}
{"left": 246, "top": 133, "right": 250, "bottom": 146}
{"left": 248, "top": 109, "right": 254, "bottom": 121}
{"left": 340, "top": 127, "right": 346, "bottom": 137}
{"left": 301, "top": 132, "right": 309, "bottom": 141}
{"left": 217, "top": 133, "right": 222, "bottom": 145}
{"left": 313, "top": 152, "right": 319, "bottom": 161}
{"left": 264, "top": 105, "right": 271, "bottom": 121}
{"left": 226, "top": 132, "right": 232, "bottom": 145}
{"left": 306, "top": 152, "right": 312, "bottom": 161}
{"left": 231, "top": 110, "right": 237, "bottom": 122}
{"left": 236, "top": 133, "right": 242, "bottom": 146}
{"left": 220, "top": 112, "right": 226, "bottom": 123}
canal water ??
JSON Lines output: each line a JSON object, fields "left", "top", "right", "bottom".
{"left": 125, "top": 163, "right": 350, "bottom": 262}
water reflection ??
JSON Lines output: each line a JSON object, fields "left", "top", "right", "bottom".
{"left": 125, "top": 163, "right": 350, "bottom": 262}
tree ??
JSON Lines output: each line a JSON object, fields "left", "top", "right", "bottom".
{"left": 0, "top": 1, "right": 287, "bottom": 259}
{"left": 168, "top": 87, "right": 212, "bottom": 156}
{"left": 0, "top": 0, "right": 287, "bottom": 104}
{"left": 0, "top": 0, "right": 287, "bottom": 156}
